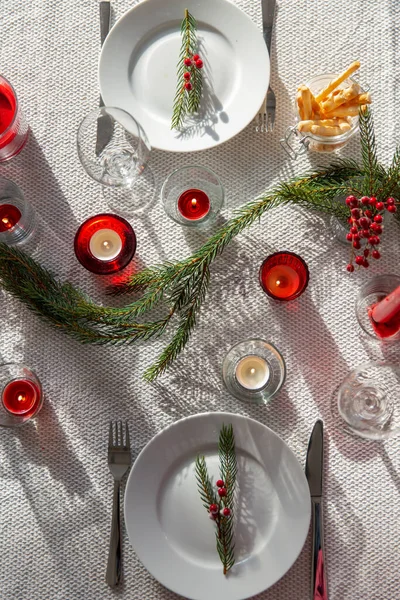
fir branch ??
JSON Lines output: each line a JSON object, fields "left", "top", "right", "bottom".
{"left": 359, "top": 106, "right": 380, "bottom": 196}
{"left": 171, "top": 9, "right": 202, "bottom": 130}
{"left": 379, "top": 144, "right": 400, "bottom": 201}
{"left": 195, "top": 455, "right": 218, "bottom": 510}
{"left": 195, "top": 424, "right": 237, "bottom": 574}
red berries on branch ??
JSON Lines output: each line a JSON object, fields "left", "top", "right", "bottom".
{"left": 208, "top": 479, "right": 232, "bottom": 522}
{"left": 182, "top": 52, "right": 203, "bottom": 93}
{"left": 345, "top": 194, "right": 397, "bottom": 272}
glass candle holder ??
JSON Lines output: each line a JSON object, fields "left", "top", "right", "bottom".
{"left": 0, "top": 177, "right": 37, "bottom": 247}
{"left": 222, "top": 339, "right": 286, "bottom": 404}
{"left": 337, "top": 362, "right": 400, "bottom": 440}
{"left": 161, "top": 165, "right": 224, "bottom": 228}
{"left": 0, "top": 363, "right": 43, "bottom": 428}
{"left": 356, "top": 274, "right": 400, "bottom": 342}
{"left": 0, "top": 75, "right": 29, "bottom": 162}
{"left": 259, "top": 251, "right": 309, "bottom": 301}
{"left": 74, "top": 213, "right": 136, "bottom": 275}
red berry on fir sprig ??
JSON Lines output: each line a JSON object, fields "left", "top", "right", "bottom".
{"left": 195, "top": 59, "right": 203, "bottom": 69}
{"left": 218, "top": 487, "right": 227, "bottom": 498}
{"left": 221, "top": 507, "right": 231, "bottom": 517}
{"left": 184, "top": 57, "right": 192, "bottom": 66}
{"left": 183, "top": 72, "right": 191, "bottom": 80}
{"left": 372, "top": 250, "right": 381, "bottom": 259}
{"left": 347, "top": 264, "right": 355, "bottom": 272}
{"left": 376, "top": 201, "right": 385, "bottom": 210}
{"left": 193, "top": 54, "right": 200, "bottom": 61}
{"left": 185, "top": 82, "right": 193, "bottom": 91}
{"left": 387, "top": 205, "right": 397, "bottom": 213}
{"left": 216, "top": 479, "right": 225, "bottom": 488}
{"left": 209, "top": 503, "right": 219, "bottom": 515}
{"left": 355, "top": 255, "right": 364, "bottom": 266}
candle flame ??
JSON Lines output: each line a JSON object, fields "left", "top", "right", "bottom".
{"left": 191, "top": 198, "right": 197, "bottom": 207}
{"left": 276, "top": 279, "right": 281, "bottom": 286}
{"left": 250, "top": 368, "right": 256, "bottom": 375}
{"left": 102, "top": 240, "right": 112, "bottom": 251}
{"left": 1, "top": 217, "right": 11, "bottom": 229}
{"left": 17, "top": 394, "right": 26, "bottom": 403}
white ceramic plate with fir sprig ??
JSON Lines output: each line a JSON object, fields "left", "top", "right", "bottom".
{"left": 99, "top": 0, "right": 269, "bottom": 152}
{"left": 124, "top": 412, "right": 310, "bottom": 600}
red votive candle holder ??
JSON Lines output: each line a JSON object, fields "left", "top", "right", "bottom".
{"left": 0, "top": 75, "right": 29, "bottom": 162}
{"left": 0, "top": 364, "right": 43, "bottom": 427}
{"left": 74, "top": 213, "right": 136, "bottom": 275}
{"left": 259, "top": 251, "right": 309, "bottom": 301}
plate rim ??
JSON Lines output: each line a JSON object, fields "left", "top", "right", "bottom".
{"left": 99, "top": 0, "right": 270, "bottom": 152}
{"left": 124, "top": 411, "right": 311, "bottom": 600}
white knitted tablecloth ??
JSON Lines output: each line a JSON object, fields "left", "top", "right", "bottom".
{"left": 1, "top": 1, "right": 400, "bottom": 599}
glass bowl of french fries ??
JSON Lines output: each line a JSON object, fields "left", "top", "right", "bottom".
{"left": 281, "top": 61, "right": 371, "bottom": 158}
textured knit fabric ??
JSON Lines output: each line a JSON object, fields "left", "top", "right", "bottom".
{"left": 0, "top": 1, "right": 400, "bottom": 599}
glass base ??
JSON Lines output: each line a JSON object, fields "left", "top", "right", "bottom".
{"left": 222, "top": 339, "right": 286, "bottom": 405}
{"left": 337, "top": 363, "right": 400, "bottom": 440}
{"left": 103, "top": 165, "right": 156, "bottom": 216}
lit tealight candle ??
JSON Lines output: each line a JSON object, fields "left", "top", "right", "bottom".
{"left": 74, "top": 213, "right": 136, "bottom": 275}
{"left": 259, "top": 252, "right": 309, "bottom": 301}
{"left": 177, "top": 188, "right": 211, "bottom": 221}
{"left": 235, "top": 355, "right": 270, "bottom": 390}
{"left": 89, "top": 228, "right": 123, "bottom": 261}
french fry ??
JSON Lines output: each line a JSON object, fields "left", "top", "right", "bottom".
{"left": 298, "top": 119, "right": 351, "bottom": 135}
{"left": 347, "top": 92, "right": 372, "bottom": 106}
{"left": 296, "top": 90, "right": 306, "bottom": 120}
{"left": 297, "top": 85, "right": 313, "bottom": 119}
{"left": 323, "top": 104, "right": 364, "bottom": 118}
{"left": 315, "top": 60, "right": 360, "bottom": 103}
{"left": 320, "top": 84, "right": 360, "bottom": 114}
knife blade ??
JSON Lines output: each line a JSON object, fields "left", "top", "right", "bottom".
{"left": 261, "top": 0, "right": 276, "bottom": 54}
{"left": 96, "top": 1, "right": 113, "bottom": 156}
{"left": 305, "top": 420, "right": 328, "bottom": 600}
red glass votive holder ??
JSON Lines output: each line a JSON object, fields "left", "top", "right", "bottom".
{"left": 259, "top": 251, "right": 310, "bottom": 301}
{"left": 0, "top": 363, "right": 43, "bottom": 428}
{"left": 74, "top": 213, "right": 136, "bottom": 275}
{"left": 0, "top": 75, "right": 29, "bottom": 162}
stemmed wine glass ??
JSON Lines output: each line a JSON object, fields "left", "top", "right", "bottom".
{"left": 77, "top": 107, "right": 155, "bottom": 215}
{"left": 337, "top": 362, "right": 400, "bottom": 440}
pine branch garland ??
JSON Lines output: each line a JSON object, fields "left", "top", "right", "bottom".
{"left": 1, "top": 108, "right": 399, "bottom": 377}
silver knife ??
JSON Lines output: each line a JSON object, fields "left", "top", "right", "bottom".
{"left": 261, "top": 0, "right": 276, "bottom": 54}
{"left": 95, "top": 1, "right": 113, "bottom": 156}
{"left": 305, "top": 420, "right": 328, "bottom": 600}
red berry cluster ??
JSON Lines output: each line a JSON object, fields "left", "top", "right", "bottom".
{"left": 345, "top": 195, "right": 397, "bottom": 272}
{"left": 183, "top": 53, "right": 203, "bottom": 91}
{"left": 209, "top": 479, "right": 231, "bottom": 520}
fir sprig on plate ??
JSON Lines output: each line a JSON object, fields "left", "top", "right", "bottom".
{"left": 195, "top": 424, "right": 237, "bottom": 574}
{"left": 171, "top": 9, "right": 203, "bottom": 130}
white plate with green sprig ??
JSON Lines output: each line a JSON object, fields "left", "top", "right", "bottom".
{"left": 124, "top": 412, "right": 311, "bottom": 600}
{"left": 99, "top": 0, "right": 269, "bottom": 152}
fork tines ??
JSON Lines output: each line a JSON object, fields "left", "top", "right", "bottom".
{"left": 108, "top": 421, "right": 130, "bottom": 449}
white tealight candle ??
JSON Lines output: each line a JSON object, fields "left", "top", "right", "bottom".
{"left": 89, "top": 228, "right": 123, "bottom": 261}
{"left": 235, "top": 355, "right": 270, "bottom": 391}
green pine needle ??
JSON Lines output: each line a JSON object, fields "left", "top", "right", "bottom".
{"left": 171, "top": 9, "right": 203, "bottom": 130}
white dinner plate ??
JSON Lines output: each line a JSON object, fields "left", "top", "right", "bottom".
{"left": 124, "top": 412, "right": 310, "bottom": 600}
{"left": 99, "top": 0, "right": 270, "bottom": 152}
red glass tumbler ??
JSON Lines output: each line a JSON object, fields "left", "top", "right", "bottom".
{"left": 74, "top": 213, "right": 136, "bottom": 275}
{"left": 0, "top": 75, "right": 29, "bottom": 162}
{"left": 259, "top": 251, "right": 309, "bottom": 301}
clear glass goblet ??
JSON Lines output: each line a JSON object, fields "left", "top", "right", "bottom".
{"left": 337, "top": 362, "right": 400, "bottom": 440}
{"left": 77, "top": 107, "right": 155, "bottom": 215}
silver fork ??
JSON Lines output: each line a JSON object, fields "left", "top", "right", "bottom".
{"left": 106, "top": 421, "right": 131, "bottom": 587}
{"left": 256, "top": 0, "right": 276, "bottom": 132}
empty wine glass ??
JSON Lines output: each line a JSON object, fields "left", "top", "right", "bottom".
{"left": 337, "top": 362, "right": 400, "bottom": 440}
{"left": 77, "top": 107, "right": 155, "bottom": 215}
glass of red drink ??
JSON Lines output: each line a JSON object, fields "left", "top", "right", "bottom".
{"left": 0, "top": 75, "right": 29, "bottom": 162}
{"left": 356, "top": 274, "right": 400, "bottom": 342}
{"left": 0, "top": 363, "right": 43, "bottom": 427}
